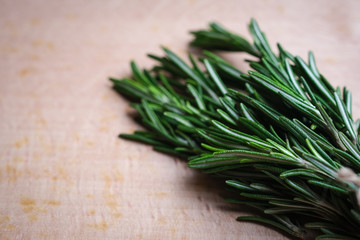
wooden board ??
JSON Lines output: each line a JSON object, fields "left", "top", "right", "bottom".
{"left": 1, "top": 0, "right": 360, "bottom": 239}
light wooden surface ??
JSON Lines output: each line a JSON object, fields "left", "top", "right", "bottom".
{"left": 1, "top": 0, "right": 360, "bottom": 239}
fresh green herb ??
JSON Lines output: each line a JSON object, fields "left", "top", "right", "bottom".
{"left": 110, "top": 19, "right": 360, "bottom": 239}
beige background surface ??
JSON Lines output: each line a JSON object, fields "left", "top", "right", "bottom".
{"left": 1, "top": 0, "right": 360, "bottom": 239}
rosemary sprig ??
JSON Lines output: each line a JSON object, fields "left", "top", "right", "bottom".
{"left": 110, "top": 19, "right": 360, "bottom": 239}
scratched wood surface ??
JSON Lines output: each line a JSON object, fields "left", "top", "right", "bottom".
{"left": 1, "top": 0, "right": 360, "bottom": 239}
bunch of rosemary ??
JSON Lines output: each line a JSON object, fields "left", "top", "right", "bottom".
{"left": 110, "top": 19, "right": 360, "bottom": 239}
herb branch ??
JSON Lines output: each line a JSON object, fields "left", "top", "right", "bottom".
{"left": 111, "top": 19, "right": 360, "bottom": 239}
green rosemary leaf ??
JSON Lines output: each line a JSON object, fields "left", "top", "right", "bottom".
{"left": 295, "top": 56, "right": 336, "bottom": 107}
{"left": 284, "top": 59, "right": 308, "bottom": 99}
{"left": 130, "top": 61, "right": 153, "bottom": 86}
{"left": 305, "top": 139, "right": 329, "bottom": 164}
{"left": 300, "top": 76, "right": 318, "bottom": 104}
{"left": 343, "top": 87, "right": 352, "bottom": 116}
{"left": 237, "top": 216, "right": 303, "bottom": 238}
{"left": 283, "top": 178, "right": 317, "bottom": 200}
{"left": 213, "top": 61, "right": 244, "bottom": 80}
{"left": 110, "top": 78, "right": 156, "bottom": 103}
{"left": 350, "top": 209, "right": 360, "bottom": 226}
{"left": 264, "top": 207, "right": 312, "bottom": 215}
{"left": 240, "top": 192, "right": 285, "bottom": 201}
{"left": 277, "top": 43, "right": 295, "bottom": 62}
{"left": 280, "top": 168, "right": 324, "bottom": 180}
{"left": 187, "top": 155, "right": 242, "bottom": 169}
{"left": 211, "top": 120, "right": 274, "bottom": 150}
{"left": 338, "top": 132, "right": 360, "bottom": 160}
{"left": 250, "top": 183, "right": 278, "bottom": 194}
{"left": 249, "top": 61, "right": 272, "bottom": 77}
{"left": 269, "top": 199, "right": 314, "bottom": 209}
{"left": 249, "top": 18, "right": 277, "bottom": 63}
{"left": 158, "top": 73, "right": 178, "bottom": 98}
{"left": 217, "top": 109, "right": 236, "bottom": 125}
{"left": 306, "top": 141, "right": 333, "bottom": 166}
{"left": 119, "top": 133, "right": 165, "bottom": 146}
{"left": 200, "top": 143, "right": 223, "bottom": 152}
{"left": 202, "top": 50, "right": 233, "bottom": 66}
{"left": 196, "top": 129, "right": 250, "bottom": 150}
{"left": 305, "top": 222, "right": 347, "bottom": 232}
{"left": 334, "top": 92, "right": 357, "bottom": 142}
{"left": 202, "top": 164, "right": 243, "bottom": 174}
{"left": 316, "top": 102, "right": 345, "bottom": 149}
{"left": 253, "top": 165, "right": 287, "bottom": 175}
{"left": 266, "top": 138, "right": 295, "bottom": 157}
{"left": 315, "top": 234, "right": 359, "bottom": 240}
{"left": 163, "top": 112, "right": 193, "bottom": 128}
{"left": 226, "top": 180, "right": 255, "bottom": 192}
{"left": 204, "top": 59, "right": 228, "bottom": 96}
{"left": 260, "top": 57, "right": 288, "bottom": 86}
{"left": 308, "top": 51, "right": 321, "bottom": 79}
{"left": 307, "top": 179, "right": 349, "bottom": 194}
{"left": 225, "top": 198, "right": 268, "bottom": 208}
{"left": 219, "top": 97, "right": 238, "bottom": 121}
{"left": 153, "top": 145, "right": 189, "bottom": 158}
{"left": 239, "top": 103, "right": 258, "bottom": 123}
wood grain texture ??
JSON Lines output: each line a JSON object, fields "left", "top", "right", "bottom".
{"left": 0, "top": 0, "right": 360, "bottom": 239}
